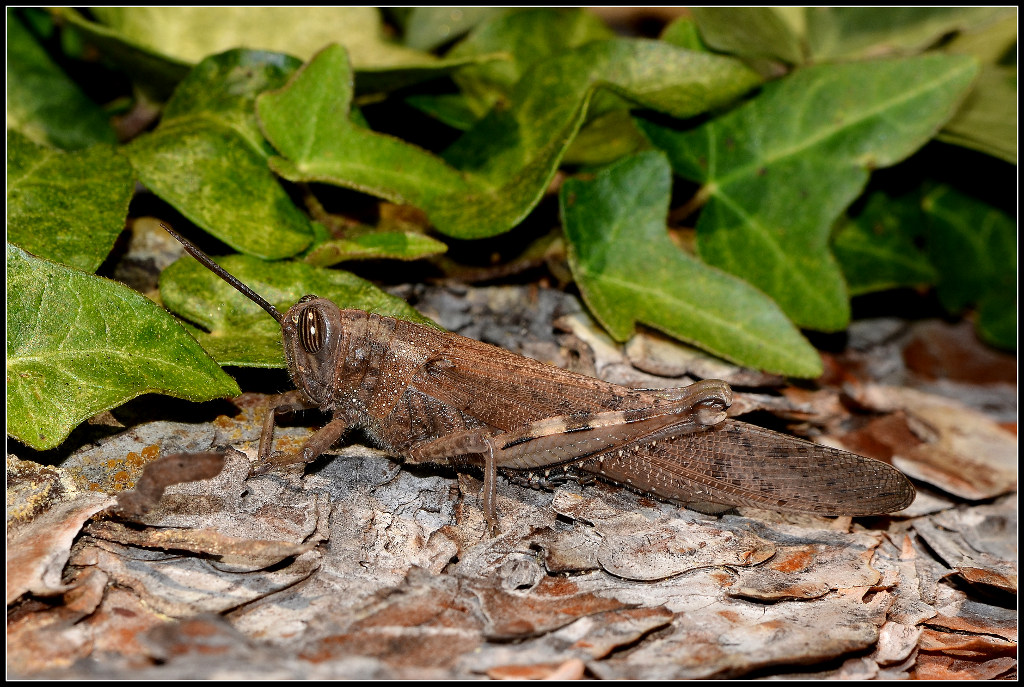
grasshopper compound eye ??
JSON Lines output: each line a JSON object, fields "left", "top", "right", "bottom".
{"left": 300, "top": 306, "right": 326, "bottom": 354}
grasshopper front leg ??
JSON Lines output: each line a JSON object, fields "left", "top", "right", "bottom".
{"left": 251, "top": 391, "right": 351, "bottom": 475}
{"left": 409, "top": 379, "right": 732, "bottom": 533}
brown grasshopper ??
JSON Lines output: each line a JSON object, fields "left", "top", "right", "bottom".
{"left": 161, "top": 224, "right": 915, "bottom": 533}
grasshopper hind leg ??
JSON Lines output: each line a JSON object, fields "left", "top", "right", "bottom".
{"left": 482, "top": 443, "right": 500, "bottom": 536}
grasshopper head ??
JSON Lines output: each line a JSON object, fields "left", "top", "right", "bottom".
{"left": 281, "top": 295, "right": 345, "bottom": 406}
{"left": 160, "top": 223, "right": 344, "bottom": 408}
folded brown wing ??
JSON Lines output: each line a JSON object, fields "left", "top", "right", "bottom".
{"left": 579, "top": 420, "right": 916, "bottom": 516}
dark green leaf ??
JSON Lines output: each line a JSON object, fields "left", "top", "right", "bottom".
{"left": 6, "top": 244, "right": 239, "bottom": 451}
{"left": 259, "top": 42, "right": 761, "bottom": 240}
{"left": 404, "top": 92, "right": 480, "bottom": 131}
{"left": 7, "top": 9, "right": 116, "bottom": 149}
{"left": 562, "top": 152, "right": 821, "bottom": 378}
{"left": 125, "top": 50, "right": 313, "bottom": 259}
{"left": 977, "top": 289, "right": 1016, "bottom": 351}
{"left": 160, "top": 254, "right": 438, "bottom": 367}
{"left": 7, "top": 131, "right": 134, "bottom": 273}
{"left": 924, "top": 185, "right": 1016, "bottom": 323}
{"left": 833, "top": 190, "right": 937, "bottom": 296}
{"left": 641, "top": 54, "right": 979, "bottom": 331}
{"left": 55, "top": 8, "right": 191, "bottom": 102}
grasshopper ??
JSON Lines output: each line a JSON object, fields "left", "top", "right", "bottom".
{"left": 161, "top": 224, "right": 915, "bottom": 533}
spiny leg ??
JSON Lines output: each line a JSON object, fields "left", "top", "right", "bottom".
{"left": 252, "top": 391, "right": 349, "bottom": 475}
{"left": 407, "top": 429, "right": 503, "bottom": 534}
{"left": 252, "top": 416, "right": 350, "bottom": 475}
{"left": 256, "top": 391, "right": 313, "bottom": 467}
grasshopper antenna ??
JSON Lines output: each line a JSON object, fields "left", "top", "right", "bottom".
{"left": 159, "top": 223, "right": 284, "bottom": 324}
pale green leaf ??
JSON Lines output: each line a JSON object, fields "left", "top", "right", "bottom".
{"left": 305, "top": 232, "right": 448, "bottom": 268}
{"left": 91, "top": 7, "right": 427, "bottom": 69}
{"left": 399, "top": 7, "right": 509, "bottom": 51}
{"left": 55, "top": 8, "right": 191, "bottom": 101}
{"left": 807, "top": 7, "right": 1015, "bottom": 61}
{"left": 692, "top": 8, "right": 804, "bottom": 64}
{"left": 7, "top": 244, "right": 239, "bottom": 450}
{"left": 125, "top": 50, "right": 313, "bottom": 259}
{"left": 7, "top": 131, "right": 134, "bottom": 272}
{"left": 938, "top": 65, "right": 1017, "bottom": 163}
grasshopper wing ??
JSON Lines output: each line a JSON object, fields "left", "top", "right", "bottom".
{"left": 581, "top": 420, "right": 916, "bottom": 516}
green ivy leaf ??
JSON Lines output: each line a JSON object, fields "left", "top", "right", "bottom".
{"left": 806, "top": 7, "right": 1015, "bottom": 61}
{"left": 125, "top": 50, "right": 313, "bottom": 259}
{"left": 405, "top": 9, "right": 615, "bottom": 130}
{"left": 691, "top": 8, "right": 1013, "bottom": 66}
{"left": 259, "top": 45, "right": 472, "bottom": 208}
{"left": 7, "top": 9, "right": 116, "bottom": 149}
{"left": 55, "top": 8, "right": 191, "bottom": 102}
{"left": 60, "top": 7, "right": 496, "bottom": 98}
{"left": 446, "top": 9, "right": 616, "bottom": 120}
{"left": 305, "top": 232, "right": 448, "bottom": 268}
{"left": 941, "top": 11, "right": 1017, "bottom": 64}
{"left": 938, "top": 65, "right": 1017, "bottom": 164}
{"left": 641, "top": 54, "right": 979, "bottom": 331}
{"left": 158, "top": 50, "right": 302, "bottom": 153}
{"left": 90, "top": 7, "right": 428, "bottom": 69}
{"left": 691, "top": 8, "right": 805, "bottom": 65}
{"left": 659, "top": 17, "right": 710, "bottom": 52}
{"left": 7, "top": 132, "right": 134, "bottom": 273}
{"left": 398, "top": 7, "right": 509, "bottom": 52}
{"left": 160, "top": 254, "right": 438, "bottom": 367}
{"left": 938, "top": 13, "right": 1017, "bottom": 163}
{"left": 924, "top": 184, "right": 1016, "bottom": 349}
{"left": 259, "top": 42, "right": 761, "bottom": 240}
{"left": 404, "top": 92, "right": 480, "bottom": 131}
{"left": 562, "top": 110, "right": 649, "bottom": 166}
{"left": 976, "top": 289, "right": 1016, "bottom": 351}
{"left": 561, "top": 152, "right": 821, "bottom": 378}
{"left": 6, "top": 244, "right": 239, "bottom": 451}
{"left": 833, "top": 190, "right": 938, "bottom": 296}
